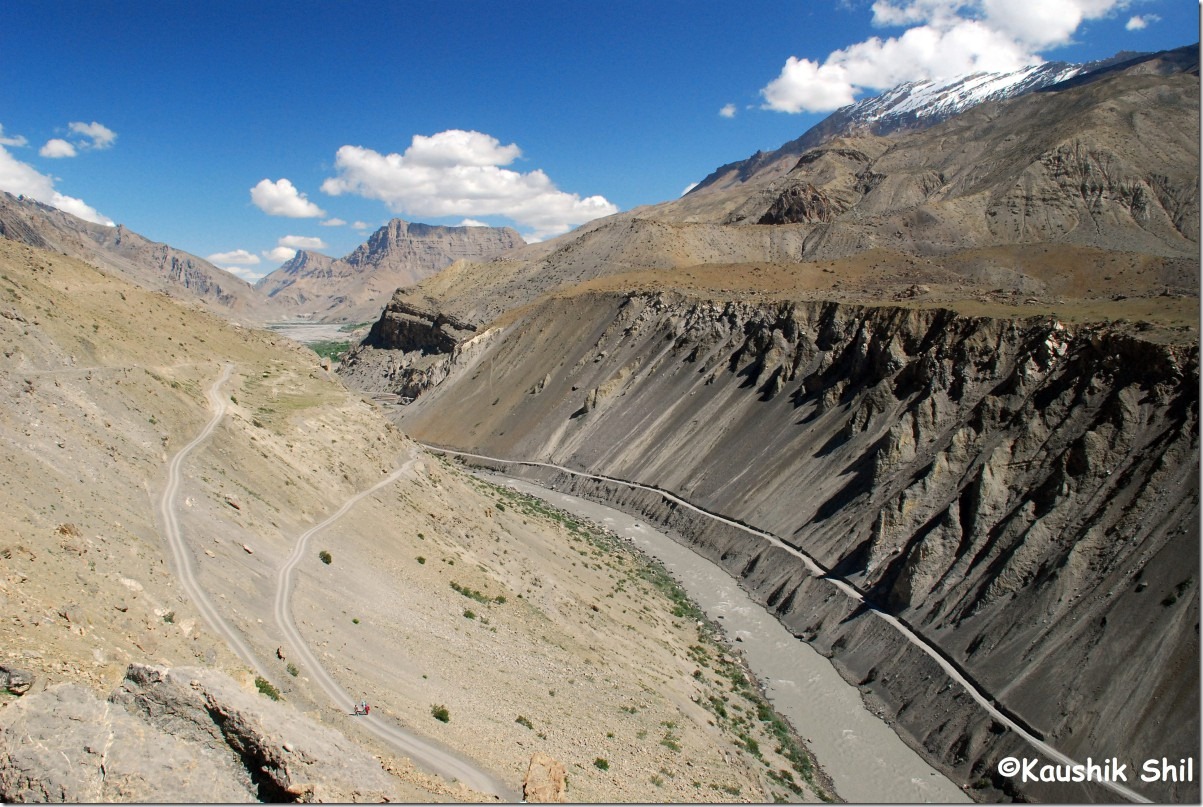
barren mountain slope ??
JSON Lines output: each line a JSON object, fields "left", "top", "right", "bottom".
{"left": 256, "top": 220, "right": 524, "bottom": 323}
{"left": 0, "top": 191, "right": 263, "bottom": 321}
{"left": 688, "top": 43, "right": 1197, "bottom": 196}
{"left": 0, "top": 238, "right": 827, "bottom": 803}
{"left": 368, "top": 66, "right": 1196, "bottom": 335}
{"left": 363, "top": 287, "right": 1198, "bottom": 802}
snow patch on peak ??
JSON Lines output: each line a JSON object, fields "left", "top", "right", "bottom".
{"left": 852, "top": 63, "right": 1082, "bottom": 124}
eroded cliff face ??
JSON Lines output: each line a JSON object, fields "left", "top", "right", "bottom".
{"left": 339, "top": 296, "right": 492, "bottom": 398}
{"left": 347, "top": 290, "right": 1199, "bottom": 801}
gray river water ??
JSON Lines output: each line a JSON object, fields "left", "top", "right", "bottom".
{"left": 484, "top": 472, "right": 971, "bottom": 804}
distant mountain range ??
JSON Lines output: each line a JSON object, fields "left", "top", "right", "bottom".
{"left": 0, "top": 45, "right": 1194, "bottom": 331}
{"left": 0, "top": 190, "right": 524, "bottom": 324}
{"left": 363, "top": 43, "right": 1198, "bottom": 330}
{"left": 255, "top": 219, "right": 524, "bottom": 323}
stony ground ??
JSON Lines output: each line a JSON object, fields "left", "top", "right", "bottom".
{"left": 0, "top": 238, "right": 832, "bottom": 802}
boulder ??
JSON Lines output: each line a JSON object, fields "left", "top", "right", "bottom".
{"left": 0, "top": 666, "right": 34, "bottom": 696}
{"left": 521, "top": 752, "right": 567, "bottom": 803}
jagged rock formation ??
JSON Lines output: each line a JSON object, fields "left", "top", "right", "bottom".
{"left": 367, "top": 289, "right": 1198, "bottom": 802}
{"left": 339, "top": 295, "right": 494, "bottom": 398}
{"left": 0, "top": 191, "right": 263, "bottom": 321}
{"left": 0, "top": 664, "right": 403, "bottom": 802}
{"left": 256, "top": 219, "right": 523, "bottom": 322}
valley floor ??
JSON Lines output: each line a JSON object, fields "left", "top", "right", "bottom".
{"left": 476, "top": 469, "right": 970, "bottom": 803}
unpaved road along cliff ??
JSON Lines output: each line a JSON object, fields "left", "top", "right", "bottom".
{"left": 345, "top": 290, "right": 1199, "bottom": 802}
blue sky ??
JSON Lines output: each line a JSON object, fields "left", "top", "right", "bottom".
{"left": 1, "top": 0, "right": 1196, "bottom": 280}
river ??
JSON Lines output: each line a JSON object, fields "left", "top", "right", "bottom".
{"left": 481, "top": 471, "right": 971, "bottom": 804}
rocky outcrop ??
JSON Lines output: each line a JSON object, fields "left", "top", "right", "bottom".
{"left": 338, "top": 293, "right": 502, "bottom": 398}
{"left": 757, "top": 182, "right": 846, "bottom": 225}
{"left": 0, "top": 664, "right": 403, "bottom": 802}
{"left": 521, "top": 752, "right": 567, "bottom": 802}
{"left": 383, "top": 289, "right": 1199, "bottom": 802}
{"left": 363, "top": 297, "right": 477, "bottom": 354}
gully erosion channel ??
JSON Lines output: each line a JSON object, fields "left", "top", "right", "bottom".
{"left": 467, "top": 466, "right": 971, "bottom": 804}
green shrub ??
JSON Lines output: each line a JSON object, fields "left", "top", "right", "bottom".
{"left": 255, "top": 676, "right": 280, "bottom": 701}
{"left": 417, "top": 556, "right": 426, "bottom": 564}
{"left": 463, "top": 609, "right": 476, "bottom": 620}
{"left": 286, "top": 662, "right": 298, "bottom": 677}
{"left": 319, "top": 550, "right": 332, "bottom": 565}
{"left": 593, "top": 758, "right": 609, "bottom": 771}
{"left": 516, "top": 715, "right": 534, "bottom": 729}
{"left": 431, "top": 704, "right": 450, "bottom": 723}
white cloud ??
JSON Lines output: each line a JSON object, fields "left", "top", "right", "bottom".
{"left": 762, "top": 57, "right": 859, "bottom": 113}
{"left": 40, "top": 138, "right": 77, "bottom": 159}
{"left": 1125, "top": 13, "right": 1159, "bottom": 30}
{"left": 458, "top": 218, "right": 490, "bottom": 227}
{"left": 277, "top": 234, "right": 327, "bottom": 250}
{"left": 320, "top": 217, "right": 346, "bottom": 226}
{"left": 762, "top": 0, "right": 1126, "bottom": 113}
{"left": 250, "top": 178, "right": 326, "bottom": 218}
{"left": 67, "top": 121, "right": 117, "bottom": 150}
{"left": 681, "top": 182, "right": 699, "bottom": 196}
{"left": 264, "top": 246, "right": 298, "bottom": 262}
{"left": 719, "top": 104, "right": 738, "bottom": 118}
{"left": 321, "top": 129, "right": 619, "bottom": 241}
{"left": 219, "top": 264, "right": 267, "bottom": 282}
{"left": 207, "top": 249, "right": 260, "bottom": 265}
{"left": 352, "top": 220, "right": 371, "bottom": 230}
{"left": 0, "top": 126, "right": 28, "bottom": 147}
{"left": 0, "top": 134, "right": 112, "bottom": 225}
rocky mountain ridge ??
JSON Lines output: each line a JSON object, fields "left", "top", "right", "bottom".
{"left": 0, "top": 191, "right": 264, "bottom": 321}
{"left": 0, "top": 193, "right": 526, "bottom": 328}
{"left": 689, "top": 43, "right": 1198, "bottom": 195}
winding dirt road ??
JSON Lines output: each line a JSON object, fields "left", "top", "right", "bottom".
{"left": 423, "top": 445, "right": 1152, "bottom": 805}
{"left": 158, "top": 362, "right": 271, "bottom": 680}
{"left": 162, "top": 366, "right": 508, "bottom": 799}
{"left": 272, "top": 453, "right": 511, "bottom": 798}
